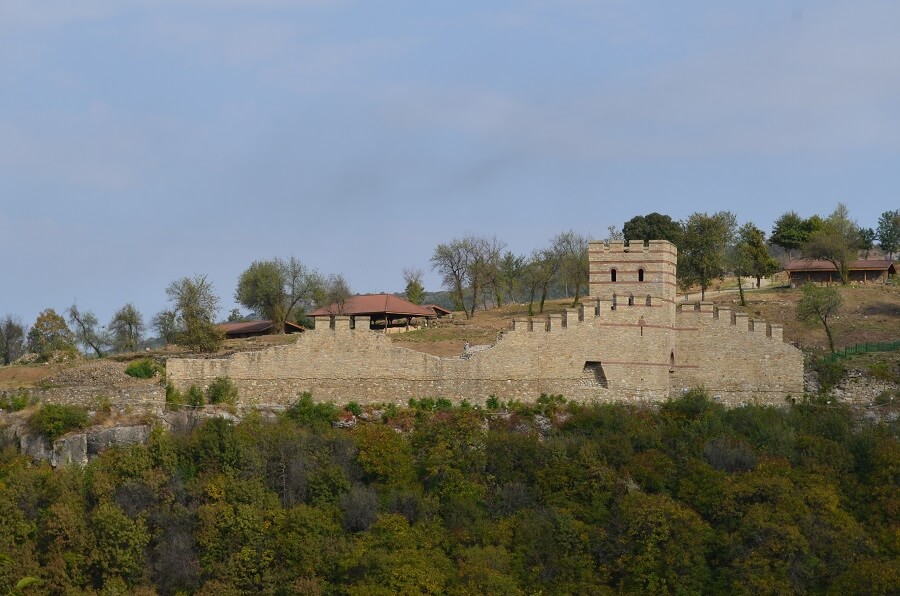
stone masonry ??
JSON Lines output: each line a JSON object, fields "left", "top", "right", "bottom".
{"left": 167, "top": 240, "right": 803, "bottom": 407}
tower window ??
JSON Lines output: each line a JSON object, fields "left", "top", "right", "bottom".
{"left": 646, "top": 295, "right": 652, "bottom": 306}
{"left": 628, "top": 293, "right": 634, "bottom": 306}
{"left": 638, "top": 268, "right": 644, "bottom": 282}
{"left": 611, "top": 268, "right": 617, "bottom": 282}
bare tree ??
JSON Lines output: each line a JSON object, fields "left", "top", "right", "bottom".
{"left": 66, "top": 303, "right": 108, "bottom": 358}
{"left": 554, "top": 231, "right": 590, "bottom": 305}
{"left": 165, "top": 274, "right": 223, "bottom": 352}
{"left": 431, "top": 239, "right": 470, "bottom": 315}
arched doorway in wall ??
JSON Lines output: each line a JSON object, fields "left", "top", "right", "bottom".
{"left": 582, "top": 361, "right": 608, "bottom": 388}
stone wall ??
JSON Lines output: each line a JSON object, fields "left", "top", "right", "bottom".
{"left": 166, "top": 239, "right": 804, "bottom": 408}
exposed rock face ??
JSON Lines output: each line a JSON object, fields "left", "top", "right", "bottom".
{"left": 14, "top": 424, "right": 151, "bottom": 467}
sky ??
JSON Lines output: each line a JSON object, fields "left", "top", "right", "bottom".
{"left": 1, "top": 1, "right": 898, "bottom": 327}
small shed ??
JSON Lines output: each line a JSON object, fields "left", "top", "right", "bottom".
{"left": 423, "top": 304, "right": 453, "bottom": 319}
{"left": 785, "top": 259, "right": 896, "bottom": 286}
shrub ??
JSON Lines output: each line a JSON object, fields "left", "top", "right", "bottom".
{"left": 874, "top": 391, "right": 894, "bottom": 406}
{"left": 124, "top": 358, "right": 160, "bottom": 379}
{"left": 867, "top": 362, "right": 898, "bottom": 383}
{"left": 703, "top": 436, "right": 757, "bottom": 473}
{"left": 205, "top": 377, "right": 238, "bottom": 405}
{"left": 285, "top": 392, "right": 336, "bottom": 427}
{"left": 811, "top": 358, "right": 845, "bottom": 393}
{"left": 186, "top": 386, "right": 205, "bottom": 408}
{"left": 29, "top": 404, "right": 90, "bottom": 442}
{"left": 435, "top": 397, "right": 453, "bottom": 410}
{"left": 486, "top": 395, "right": 501, "bottom": 410}
{"left": 165, "top": 383, "right": 184, "bottom": 411}
{"left": 0, "top": 390, "right": 31, "bottom": 412}
{"left": 345, "top": 401, "right": 362, "bottom": 416}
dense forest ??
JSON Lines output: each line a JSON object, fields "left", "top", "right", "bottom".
{"left": 0, "top": 391, "right": 897, "bottom": 594}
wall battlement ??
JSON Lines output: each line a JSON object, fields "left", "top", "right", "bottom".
{"left": 167, "top": 239, "right": 803, "bottom": 408}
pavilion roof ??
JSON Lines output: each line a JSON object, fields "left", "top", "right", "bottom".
{"left": 308, "top": 294, "right": 436, "bottom": 318}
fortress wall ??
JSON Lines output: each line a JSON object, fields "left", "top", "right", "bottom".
{"left": 167, "top": 305, "right": 676, "bottom": 407}
{"left": 672, "top": 305, "right": 803, "bottom": 405}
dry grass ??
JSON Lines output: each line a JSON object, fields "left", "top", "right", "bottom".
{"left": 710, "top": 284, "right": 900, "bottom": 352}
{"left": 0, "top": 363, "right": 68, "bottom": 390}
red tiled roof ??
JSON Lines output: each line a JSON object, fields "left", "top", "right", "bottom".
{"left": 308, "top": 294, "right": 436, "bottom": 318}
{"left": 785, "top": 259, "right": 896, "bottom": 272}
{"left": 424, "top": 304, "right": 452, "bottom": 315}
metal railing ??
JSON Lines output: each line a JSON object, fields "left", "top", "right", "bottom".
{"left": 826, "top": 340, "right": 900, "bottom": 362}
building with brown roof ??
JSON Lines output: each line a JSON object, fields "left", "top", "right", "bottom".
{"left": 308, "top": 294, "right": 436, "bottom": 330}
{"left": 784, "top": 259, "right": 896, "bottom": 286}
{"left": 423, "top": 304, "right": 453, "bottom": 319}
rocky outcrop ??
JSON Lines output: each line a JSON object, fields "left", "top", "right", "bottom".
{"left": 11, "top": 423, "right": 151, "bottom": 467}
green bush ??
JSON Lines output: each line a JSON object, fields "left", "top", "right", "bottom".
{"left": 186, "top": 385, "right": 205, "bottom": 408}
{"left": 345, "top": 401, "right": 363, "bottom": 416}
{"left": 29, "top": 404, "right": 90, "bottom": 442}
{"left": 0, "top": 390, "right": 31, "bottom": 412}
{"left": 124, "top": 358, "right": 160, "bottom": 379}
{"left": 284, "top": 392, "right": 336, "bottom": 427}
{"left": 206, "top": 377, "right": 238, "bottom": 405}
{"left": 435, "top": 397, "right": 453, "bottom": 410}
{"left": 811, "top": 358, "right": 845, "bottom": 393}
{"left": 867, "top": 362, "right": 898, "bottom": 383}
{"left": 165, "top": 383, "right": 184, "bottom": 411}
{"left": 486, "top": 395, "right": 501, "bottom": 410}
{"left": 874, "top": 391, "right": 894, "bottom": 406}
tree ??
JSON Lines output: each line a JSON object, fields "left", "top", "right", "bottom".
{"left": 802, "top": 203, "right": 859, "bottom": 285}
{"left": 796, "top": 284, "right": 842, "bottom": 353}
{"left": 771, "top": 211, "right": 811, "bottom": 258}
{"left": 0, "top": 315, "right": 26, "bottom": 365}
{"left": 606, "top": 224, "right": 623, "bottom": 242}
{"left": 151, "top": 309, "right": 179, "bottom": 344}
{"left": 431, "top": 240, "right": 469, "bottom": 314}
{"left": 107, "top": 303, "right": 144, "bottom": 353}
{"left": 27, "top": 309, "right": 76, "bottom": 360}
{"left": 235, "top": 257, "right": 324, "bottom": 333}
{"left": 497, "top": 252, "right": 526, "bottom": 306}
{"left": 731, "top": 224, "right": 779, "bottom": 306}
{"left": 857, "top": 228, "right": 876, "bottom": 259}
{"left": 876, "top": 209, "right": 899, "bottom": 259}
{"left": 402, "top": 267, "right": 426, "bottom": 305}
{"left": 677, "top": 211, "right": 737, "bottom": 300}
{"left": 531, "top": 247, "right": 563, "bottom": 314}
{"left": 165, "top": 275, "right": 224, "bottom": 352}
{"left": 554, "top": 231, "right": 589, "bottom": 305}
{"left": 430, "top": 235, "right": 505, "bottom": 318}
{"left": 66, "top": 304, "right": 108, "bottom": 358}
{"left": 321, "top": 274, "right": 352, "bottom": 313}
{"left": 622, "top": 212, "right": 682, "bottom": 245}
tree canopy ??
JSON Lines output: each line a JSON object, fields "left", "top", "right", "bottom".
{"left": 677, "top": 211, "right": 737, "bottom": 299}
{"left": 235, "top": 257, "right": 324, "bottom": 333}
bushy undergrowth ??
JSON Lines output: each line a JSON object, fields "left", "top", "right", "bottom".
{"left": 0, "top": 390, "right": 31, "bottom": 412}
{"left": 205, "top": 377, "right": 238, "bottom": 405}
{"left": 811, "top": 357, "right": 845, "bottom": 393}
{"left": 0, "top": 390, "right": 897, "bottom": 595}
{"left": 28, "top": 404, "right": 89, "bottom": 441}
{"left": 124, "top": 358, "right": 162, "bottom": 379}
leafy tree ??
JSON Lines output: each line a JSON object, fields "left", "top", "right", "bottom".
{"left": 235, "top": 257, "right": 324, "bottom": 333}
{"left": 165, "top": 274, "right": 224, "bottom": 352}
{"left": 770, "top": 211, "right": 822, "bottom": 257}
{"left": 554, "top": 230, "right": 589, "bottom": 305}
{"left": 150, "top": 309, "right": 179, "bottom": 344}
{"left": 858, "top": 227, "right": 876, "bottom": 259}
{"left": 402, "top": 267, "right": 425, "bottom": 305}
{"left": 678, "top": 211, "right": 737, "bottom": 299}
{"left": 497, "top": 251, "right": 526, "bottom": 306}
{"left": 802, "top": 203, "right": 859, "bottom": 284}
{"left": 622, "top": 212, "right": 682, "bottom": 245}
{"left": 26, "top": 308, "right": 76, "bottom": 360}
{"left": 89, "top": 502, "right": 150, "bottom": 586}
{"left": 876, "top": 209, "right": 899, "bottom": 258}
{"left": 0, "top": 315, "right": 26, "bottom": 365}
{"left": 731, "top": 223, "right": 779, "bottom": 306}
{"left": 796, "top": 284, "right": 842, "bottom": 353}
{"left": 107, "top": 303, "right": 144, "bottom": 353}
{"left": 66, "top": 303, "right": 108, "bottom": 358}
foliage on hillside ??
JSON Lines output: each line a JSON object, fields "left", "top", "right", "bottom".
{"left": 0, "top": 391, "right": 897, "bottom": 594}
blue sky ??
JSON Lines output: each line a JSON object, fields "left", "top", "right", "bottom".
{"left": 1, "top": 1, "right": 898, "bottom": 327}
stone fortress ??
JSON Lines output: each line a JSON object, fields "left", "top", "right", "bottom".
{"left": 167, "top": 240, "right": 804, "bottom": 407}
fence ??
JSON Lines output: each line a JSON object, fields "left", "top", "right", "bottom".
{"left": 827, "top": 340, "right": 900, "bottom": 362}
